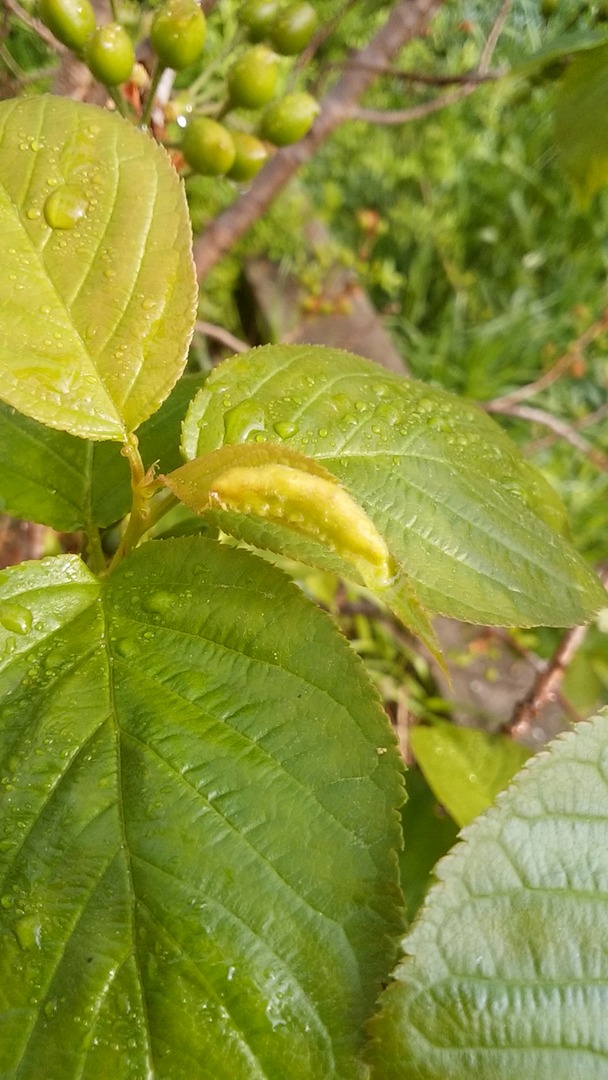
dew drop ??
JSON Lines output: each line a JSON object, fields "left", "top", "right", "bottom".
{"left": 43, "top": 185, "right": 89, "bottom": 231}
{"left": 0, "top": 603, "right": 32, "bottom": 635}
{"left": 26, "top": 208, "right": 41, "bottom": 221}
{"left": 14, "top": 916, "right": 42, "bottom": 951}
{"left": 115, "top": 638, "right": 138, "bottom": 658}
{"left": 144, "top": 591, "right": 174, "bottom": 615}
{"left": 141, "top": 298, "right": 156, "bottom": 311}
{"left": 274, "top": 421, "right": 298, "bottom": 439}
{"left": 223, "top": 401, "right": 267, "bottom": 443}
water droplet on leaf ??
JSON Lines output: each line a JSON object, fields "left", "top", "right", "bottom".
{"left": 43, "top": 185, "right": 89, "bottom": 230}
{"left": 0, "top": 603, "right": 32, "bottom": 635}
{"left": 274, "top": 421, "right": 298, "bottom": 439}
{"left": 223, "top": 401, "right": 267, "bottom": 443}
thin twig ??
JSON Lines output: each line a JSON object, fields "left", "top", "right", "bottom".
{"left": 486, "top": 401, "right": 608, "bottom": 471}
{"left": 349, "top": 0, "right": 510, "bottom": 126}
{"left": 479, "top": 0, "right": 511, "bottom": 74}
{"left": 3, "top": 0, "right": 65, "bottom": 51}
{"left": 507, "top": 566, "right": 608, "bottom": 740}
{"left": 528, "top": 401, "right": 608, "bottom": 454}
{"left": 324, "top": 60, "right": 505, "bottom": 86}
{"left": 194, "top": 319, "right": 249, "bottom": 354}
{"left": 487, "top": 306, "right": 608, "bottom": 412}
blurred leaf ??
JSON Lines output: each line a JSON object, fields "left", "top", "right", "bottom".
{"left": 555, "top": 43, "right": 608, "bottom": 203}
{"left": 410, "top": 718, "right": 531, "bottom": 828}
{"left": 369, "top": 708, "right": 608, "bottom": 1080}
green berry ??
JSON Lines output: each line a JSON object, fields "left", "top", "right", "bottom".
{"left": 270, "top": 2, "right": 317, "bottom": 56}
{"left": 150, "top": 0, "right": 207, "bottom": 71}
{"left": 181, "top": 117, "right": 236, "bottom": 175}
{"left": 227, "top": 45, "right": 279, "bottom": 110}
{"left": 238, "top": 0, "right": 279, "bottom": 41}
{"left": 85, "top": 23, "right": 135, "bottom": 86}
{"left": 38, "top": 0, "right": 95, "bottom": 51}
{"left": 260, "top": 91, "right": 319, "bottom": 146}
{"left": 227, "top": 131, "right": 268, "bottom": 181}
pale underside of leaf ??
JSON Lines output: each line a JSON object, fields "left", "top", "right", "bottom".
{"left": 180, "top": 345, "right": 605, "bottom": 629}
{"left": 369, "top": 709, "right": 608, "bottom": 1080}
{"left": 0, "top": 540, "right": 403, "bottom": 1080}
{"left": 0, "top": 95, "right": 196, "bottom": 441}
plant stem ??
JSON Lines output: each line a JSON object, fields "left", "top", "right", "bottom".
{"left": 108, "top": 438, "right": 180, "bottom": 572}
{"left": 85, "top": 525, "right": 107, "bottom": 575}
{"left": 108, "top": 84, "right": 128, "bottom": 118}
{"left": 109, "top": 0, "right": 119, "bottom": 19}
{"left": 140, "top": 61, "right": 165, "bottom": 128}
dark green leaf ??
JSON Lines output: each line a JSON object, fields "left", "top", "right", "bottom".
{"left": 0, "top": 374, "right": 206, "bottom": 531}
{"left": 369, "top": 709, "right": 608, "bottom": 1079}
{"left": 398, "top": 768, "right": 458, "bottom": 926}
{"left": 0, "top": 538, "right": 403, "bottom": 1079}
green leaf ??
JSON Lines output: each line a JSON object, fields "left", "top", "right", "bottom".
{"left": 398, "top": 768, "right": 458, "bottom": 926}
{"left": 181, "top": 344, "right": 604, "bottom": 628}
{"left": 554, "top": 43, "right": 608, "bottom": 204}
{"left": 0, "top": 374, "right": 206, "bottom": 531}
{"left": 0, "top": 538, "right": 403, "bottom": 1079}
{"left": 410, "top": 718, "right": 531, "bottom": 828}
{"left": 369, "top": 708, "right": 608, "bottom": 1079}
{"left": 0, "top": 95, "right": 197, "bottom": 441}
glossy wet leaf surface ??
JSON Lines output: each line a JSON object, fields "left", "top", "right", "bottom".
{"left": 181, "top": 345, "right": 604, "bottom": 628}
{"left": 0, "top": 538, "right": 403, "bottom": 1079}
{"left": 369, "top": 708, "right": 608, "bottom": 1080}
{"left": 0, "top": 96, "right": 196, "bottom": 441}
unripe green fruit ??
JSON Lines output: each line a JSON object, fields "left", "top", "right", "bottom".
{"left": 85, "top": 23, "right": 135, "bottom": 85}
{"left": 182, "top": 117, "right": 236, "bottom": 175}
{"left": 227, "top": 45, "right": 279, "bottom": 110}
{"left": 150, "top": 0, "right": 207, "bottom": 71}
{"left": 38, "top": 0, "right": 95, "bottom": 51}
{"left": 238, "top": 0, "right": 279, "bottom": 41}
{"left": 260, "top": 91, "right": 319, "bottom": 146}
{"left": 270, "top": 2, "right": 317, "bottom": 56}
{"left": 227, "top": 131, "right": 268, "bottom": 181}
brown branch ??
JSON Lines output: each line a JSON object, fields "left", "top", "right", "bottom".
{"left": 507, "top": 566, "right": 608, "bottom": 740}
{"left": 485, "top": 401, "right": 608, "bottom": 472}
{"left": 528, "top": 401, "right": 608, "bottom": 455}
{"left": 193, "top": 0, "right": 444, "bottom": 282}
{"left": 194, "top": 319, "right": 249, "bottom": 354}
{"left": 487, "top": 306, "right": 608, "bottom": 412}
{"left": 325, "top": 61, "right": 505, "bottom": 86}
{"left": 349, "top": 0, "right": 510, "bottom": 126}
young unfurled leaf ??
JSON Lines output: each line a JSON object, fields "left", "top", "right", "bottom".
{"left": 165, "top": 444, "right": 394, "bottom": 588}
{"left": 0, "top": 96, "right": 196, "bottom": 440}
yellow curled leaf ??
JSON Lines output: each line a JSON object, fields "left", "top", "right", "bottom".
{"left": 209, "top": 463, "right": 395, "bottom": 589}
{"left": 164, "top": 441, "right": 444, "bottom": 664}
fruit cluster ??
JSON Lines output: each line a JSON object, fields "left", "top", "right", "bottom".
{"left": 37, "top": 0, "right": 320, "bottom": 182}
{"left": 181, "top": 1, "right": 320, "bottom": 181}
